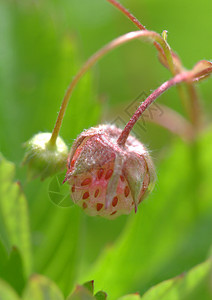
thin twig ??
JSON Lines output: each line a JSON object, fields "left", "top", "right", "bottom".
{"left": 117, "top": 72, "right": 192, "bottom": 146}
{"left": 49, "top": 30, "right": 170, "bottom": 145}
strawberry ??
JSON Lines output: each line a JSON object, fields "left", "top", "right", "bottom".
{"left": 64, "top": 125, "right": 155, "bottom": 219}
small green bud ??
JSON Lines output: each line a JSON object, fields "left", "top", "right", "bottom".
{"left": 23, "top": 132, "right": 68, "bottom": 180}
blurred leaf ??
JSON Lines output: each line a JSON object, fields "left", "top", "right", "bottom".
{"left": 0, "top": 279, "right": 20, "bottom": 300}
{"left": 94, "top": 291, "right": 107, "bottom": 300}
{"left": 83, "top": 281, "right": 94, "bottom": 295}
{"left": 31, "top": 183, "right": 82, "bottom": 296}
{"left": 0, "top": 154, "right": 32, "bottom": 277}
{"left": 66, "top": 285, "right": 95, "bottom": 300}
{"left": 78, "top": 129, "right": 212, "bottom": 299}
{"left": 140, "top": 259, "right": 212, "bottom": 300}
{"left": 117, "top": 259, "right": 212, "bottom": 299}
{"left": 48, "top": 172, "right": 74, "bottom": 208}
{"left": 66, "top": 281, "right": 107, "bottom": 300}
{"left": 0, "top": 238, "right": 8, "bottom": 268}
{"left": 0, "top": 246, "right": 25, "bottom": 295}
{"left": 0, "top": 0, "right": 100, "bottom": 164}
{"left": 0, "top": 1, "right": 212, "bottom": 300}
{"left": 0, "top": 1, "right": 100, "bottom": 296}
{"left": 22, "top": 275, "right": 64, "bottom": 300}
{"left": 118, "top": 295, "right": 140, "bottom": 300}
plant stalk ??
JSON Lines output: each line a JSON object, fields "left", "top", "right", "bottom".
{"left": 106, "top": 0, "right": 202, "bottom": 130}
{"left": 107, "top": 0, "right": 175, "bottom": 73}
{"left": 49, "top": 30, "right": 171, "bottom": 145}
{"left": 117, "top": 72, "right": 192, "bottom": 147}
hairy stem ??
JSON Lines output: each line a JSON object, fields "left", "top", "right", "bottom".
{"left": 49, "top": 30, "right": 169, "bottom": 145}
{"left": 107, "top": 0, "right": 146, "bottom": 30}
{"left": 117, "top": 72, "right": 192, "bottom": 146}
{"left": 107, "top": 0, "right": 175, "bottom": 73}
{"left": 107, "top": 0, "right": 203, "bottom": 129}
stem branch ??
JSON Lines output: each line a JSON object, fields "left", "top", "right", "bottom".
{"left": 107, "top": 0, "right": 175, "bottom": 73}
{"left": 49, "top": 30, "right": 169, "bottom": 145}
{"left": 117, "top": 72, "right": 191, "bottom": 146}
{"left": 107, "top": 0, "right": 146, "bottom": 30}
{"left": 106, "top": 0, "right": 203, "bottom": 129}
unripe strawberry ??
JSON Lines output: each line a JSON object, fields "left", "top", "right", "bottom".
{"left": 64, "top": 125, "right": 156, "bottom": 219}
{"left": 23, "top": 132, "right": 68, "bottom": 180}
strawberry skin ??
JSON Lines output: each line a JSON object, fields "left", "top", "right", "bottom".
{"left": 64, "top": 125, "right": 155, "bottom": 219}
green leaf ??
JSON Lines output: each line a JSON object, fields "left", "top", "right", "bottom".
{"left": 0, "top": 2, "right": 100, "bottom": 296}
{"left": 0, "top": 0, "right": 100, "bottom": 164}
{"left": 1, "top": 2, "right": 212, "bottom": 300}
{"left": 22, "top": 275, "right": 64, "bottom": 300}
{"left": 0, "top": 238, "right": 8, "bottom": 268}
{"left": 0, "top": 247, "right": 25, "bottom": 295}
{"left": 94, "top": 291, "right": 107, "bottom": 300}
{"left": 0, "top": 279, "right": 20, "bottom": 300}
{"left": 140, "top": 259, "right": 212, "bottom": 300}
{"left": 118, "top": 295, "right": 140, "bottom": 300}
{"left": 0, "top": 154, "right": 32, "bottom": 277}
{"left": 66, "top": 285, "right": 95, "bottom": 300}
{"left": 48, "top": 173, "right": 74, "bottom": 208}
{"left": 118, "top": 259, "right": 212, "bottom": 300}
{"left": 83, "top": 281, "right": 94, "bottom": 295}
{"left": 66, "top": 281, "right": 107, "bottom": 300}
{"left": 32, "top": 200, "right": 82, "bottom": 296}
{"left": 78, "top": 129, "right": 212, "bottom": 299}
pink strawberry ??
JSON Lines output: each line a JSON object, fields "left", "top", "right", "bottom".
{"left": 64, "top": 124, "right": 155, "bottom": 219}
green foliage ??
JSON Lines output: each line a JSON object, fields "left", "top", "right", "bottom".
{"left": 0, "top": 1, "right": 212, "bottom": 300}
{"left": 0, "top": 154, "right": 32, "bottom": 277}
{"left": 140, "top": 259, "right": 212, "bottom": 300}
{"left": 78, "top": 129, "right": 212, "bottom": 299}
{"left": 94, "top": 291, "right": 107, "bottom": 300}
{"left": 118, "top": 295, "right": 140, "bottom": 300}
{"left": 67, "top": 285, "right": 94, "bottom": 300}
{"left": 119, "top": 259, "right": 212, "bottom": 300}
{"left": 22, "top": 275, "right": 64, "bottom": 300}
{"left": 48, "top": 172, "right": 74, "bottom": 208}
{"left": 0, "top": 245, "right": 25, "bottom": 295}
{"left": 66, "top": 281, "right": 107, "bottom": 300}
{"left": 1, "top": 130, "right": 212, "bottom": 298}
{"left": 83, "top": 281, "right": 94, "bottom": 295}
{"left": 0, "top": 279, "right": 20, "bottom": 300}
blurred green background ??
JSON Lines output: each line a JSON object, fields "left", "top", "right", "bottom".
{"left": 0, "top": 0, "right": 212, "bottom": 299}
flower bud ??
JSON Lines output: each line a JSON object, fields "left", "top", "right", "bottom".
{"left": 64, "top": 124, "right": 156, "bottom": 219}
{"left": 23, "top": 132, "right": 68, "bottom": 180}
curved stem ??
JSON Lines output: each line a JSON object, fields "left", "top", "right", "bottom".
{"left": 117, "top": 72, "right": 191, "bottom": 147}
{"left": 106, "top": 0, "right": 204, "bottom": 129}
{"left": 107, "top": 0, "right": 146, "bottom": 30}
{"left": 49, "top": 30, "right": 169, "bottom": 145}
{"left": 107, "top": 0, "right": 175, "bottom": 74}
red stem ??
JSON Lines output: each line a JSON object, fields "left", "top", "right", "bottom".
{"left": 107, "top": 0, "right": 146, "bottom": 30}
{"left": 117, "top": 72, "right": 190, "bottom": 146}
{"left": 107, "top": 0, "right": 167, "bottom": 66}
{"left": 107, "top": 0, "right": 204, "bottom": 130}
{"left": 49, "top": 30, "right": 168, "bottom": 145}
